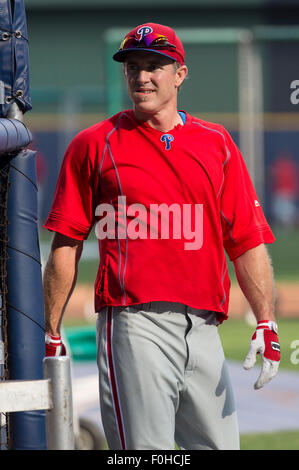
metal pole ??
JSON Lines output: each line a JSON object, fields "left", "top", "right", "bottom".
{"left": 238, "top": 31, "right": 256, "bottom": 183}
{"left": 238, "top": 33, "right": 265, "bottom": 204}
{"left": 43, "top": 356, "right": 75, "bottom": 450}
{"left": 251, "top": 44, "right": 265, "bottom": 205}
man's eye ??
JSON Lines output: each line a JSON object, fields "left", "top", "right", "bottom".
{"left": 148, "top": 64, "right": 159, "bottom": 71}
{"left": 126, "top": 64, "right": 160, "bottom": 73}
{"left": 127, "top": 65, "right": 138, "bottom": 71}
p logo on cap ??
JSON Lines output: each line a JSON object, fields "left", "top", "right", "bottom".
{"left": 137, "top": 26, "right": 153, "bottom": 41}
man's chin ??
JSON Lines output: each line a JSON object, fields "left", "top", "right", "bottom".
{"left": 134, "top": 102, "right": 156, "bottom": 116}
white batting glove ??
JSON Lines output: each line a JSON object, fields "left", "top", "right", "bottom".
{"left": 243, "top": 320, "right": 280, "bottom": 390}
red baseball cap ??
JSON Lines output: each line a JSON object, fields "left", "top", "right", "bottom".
{"left": 113, "top": 23, "right": 185, "bottom": 66}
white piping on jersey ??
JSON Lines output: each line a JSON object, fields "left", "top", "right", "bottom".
{"left": 220, "top": 257, "right": 228, "bottom": 307}
{"left": 220, "top": 210, "right": 236, "bottom": 244}
{"left": 106, "top": 141, "right": 129, "bottom": 305}
{"left": 217, "top": 145, "right": 231, "bottom": 198}
{"left": 191, "top": 120, "right": 231, "bottom": 198}
{"left": 99, "top": 113, "right": 128, "bottom": 305}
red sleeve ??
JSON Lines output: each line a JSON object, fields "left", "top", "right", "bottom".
{"left": 44, "top": 129, "right": 99, "bottom": 240}
{"left": 220, "top": 128, "right": 275, "bottom": 261}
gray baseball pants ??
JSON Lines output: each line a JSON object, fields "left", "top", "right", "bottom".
{"left": 96, "top": 301, "right": 240, "bottom": 450}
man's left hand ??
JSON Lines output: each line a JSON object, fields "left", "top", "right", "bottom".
{"left": 243, "top": 320, "right": 280, "bottom": 390}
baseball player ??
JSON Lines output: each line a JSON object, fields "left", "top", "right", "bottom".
{"left": 44, "top": 23, "right": 280, "bottom": 450}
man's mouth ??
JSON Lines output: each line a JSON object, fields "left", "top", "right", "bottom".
{"left": 135, "top": 89, "right": 154, "bottom": 94}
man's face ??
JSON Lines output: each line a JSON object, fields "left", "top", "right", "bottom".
{"left": 123, "top": 52, "right": 186, "bottom": 117}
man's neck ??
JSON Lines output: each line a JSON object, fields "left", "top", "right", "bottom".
{"left": 134, "top": 108, "right": 183, "bottom": 132}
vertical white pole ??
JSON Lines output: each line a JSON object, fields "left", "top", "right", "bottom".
{"left": 238, "top": 33, "right": 265, "bottom": 203}
{"left": 43, "top": 356, "right": 75, "bottom": 450}
{"left": 252, "top": 45, "right": 265, "bottom": 204}
{"left": 238, "top": 32, "right": 256, "bottom": 181}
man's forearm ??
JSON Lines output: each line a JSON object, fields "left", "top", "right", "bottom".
{"left": 43, "top": 234, "right": 83, "bottom": 336}
{"left": 233, "top": 243, "right": 276, "bottom": 322}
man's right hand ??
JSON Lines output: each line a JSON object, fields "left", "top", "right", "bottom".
{"left": 45, "top": 333, "right": 67, "bottom": 357}
{"left": 43, "top": 233, "right": 83, "bottom": 358}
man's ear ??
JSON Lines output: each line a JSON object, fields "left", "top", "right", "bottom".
{"left": 175, "top": 65, "right": 188, "bottom": 89}
{"left": 122, "top": 63, "right": 127, "bottom": 79}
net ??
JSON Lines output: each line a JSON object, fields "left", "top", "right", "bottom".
{"left": 0, "top": 155, "right": 10, "bottom": 449}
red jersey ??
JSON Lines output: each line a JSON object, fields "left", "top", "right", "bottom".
{"left": 44, "top": 110, "right": 275, "bottom": 320}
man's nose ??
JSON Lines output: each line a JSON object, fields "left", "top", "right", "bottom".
{"left": 136, "top": 69, "right": 150, "bottom": 83}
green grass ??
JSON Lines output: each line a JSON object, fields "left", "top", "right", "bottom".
{"left": 102, "top": 430, "right": 299, "bottom": 450}
{"left": 240, "top": 430, "right": 299, "bottom": 450}
{"left": 219, "top": 317, "right": 299, "bottom": 371}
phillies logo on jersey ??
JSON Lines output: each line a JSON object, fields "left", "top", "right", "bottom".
{"left": 161, "top": 134, "right": 174, "bottom": 151}
{"left": 137, "top": 26, "right": 153, "bottom": 41}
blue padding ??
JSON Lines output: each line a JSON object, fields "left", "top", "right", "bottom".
{"left": 6, "top": 148, "right": 47, "bottom": 450}
{"left": 0, "top": 118, "right": 32, "bottom": 154}
{"left": 0, "top": 0, "right": 32, "bottom": 117}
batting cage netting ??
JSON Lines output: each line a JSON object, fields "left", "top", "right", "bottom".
{"left": 0, "top": 154, "right": 10, "bottom": 446}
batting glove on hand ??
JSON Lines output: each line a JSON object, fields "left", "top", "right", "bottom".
{"left": 243, "top": 320, "right": 280, "bottom": 390}
{"left": 45, "top": 333, "right": 67, "bottom": 357}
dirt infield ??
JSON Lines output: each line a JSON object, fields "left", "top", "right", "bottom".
{"left": 64, "top": 281, "right": 299, "bottom": 322}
